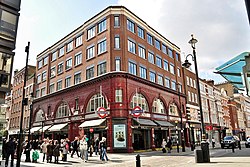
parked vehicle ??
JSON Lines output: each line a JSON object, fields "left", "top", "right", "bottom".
{"left": 245, "top": 138, "right": 250, "bottom": 148}
{"left": 221, "top": 136, "right": 240, "bottom": 149}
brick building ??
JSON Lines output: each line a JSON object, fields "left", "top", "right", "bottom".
{"left": 32, "top": 6, "right": 187, "bottom": 152}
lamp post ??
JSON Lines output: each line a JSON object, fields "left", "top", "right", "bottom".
{"left": 175, "top": 120, "right": 179, "bottom": 153}
{"left": 16, "top": 42, "right": 30, "bottom": 167}
{"left": 25, "top": 93, "right": 33, "bottom": 162}
{"left": 177, "top": 83, "right": 185, "bottom": 152}
{"left": 182, "top": 35, "right": 210, "bottom": 162}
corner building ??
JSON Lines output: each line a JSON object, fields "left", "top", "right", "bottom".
{"left": 33, "top": 6, "right": 186, "bottom": 152}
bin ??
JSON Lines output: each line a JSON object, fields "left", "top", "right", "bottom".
{"left": 201, "top": 142, "right": 210, "bottom": 162}
{"left": 195, "top": 149, "right": 203, "bottom": 163}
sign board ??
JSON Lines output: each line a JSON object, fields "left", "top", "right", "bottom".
{"left": 131, "top": 106, "right": 143, "bottom": 118}
{"left": 113, "top": 124, "right": 126, "bottom": 148}
{"left": 97, "top": 107, "right": 108, "bottom": 119}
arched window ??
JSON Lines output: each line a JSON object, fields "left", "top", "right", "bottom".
{"left": 35, "top": 109, "right": 44, "bottom": 122}
{"left": 130, "top": 93, "right": 149, "bottom": 112}
{"left": 56, "top": 102, "right": 69, "bottom": 118}
{"left": 152, "top": 98, "right": 165, "bottom": 114}
{"left": 169, "top": 103, "right": 178, "bottom": 116}
{"left": 86, "top": 93, "right": 107, "bottom": 113}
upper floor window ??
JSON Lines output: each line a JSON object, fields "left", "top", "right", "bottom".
{"left": 165, "top": 77, "right": 170, "bottom": 88}
{"left": 156, "top": 55, "right": 162, "bottom": 68}
{"left": 114, "top": 15, "right": 120, "bottom": 27}
{"left": 149, "top": 71, "right": 156, "bottom": 83}
{"left": 86, "top": 66, "right": 94, "bottom": 80}
{"left": 148, "top": 51, "right": 154, "bottom": 64}
{"left": 176, "top": 53, "right": 180, "bottom": 61}
{"left": 74, "top": 52, "right": 82, "bottom": 66}
{"left": 137, "top": 26, "right": 144, "bottom": 39}
{"left": 98, "top": 19, "right": 106, "bottom": 33}
{"left": 37, "top": 74, "right": 41, "bottom": 83}
{"left": 130, "top": 93, "right": 149, "bottom": 112}
{"left": 65, "top": 58, "right": 72, "bottom": 70}
{"left": 152, "top": 98, "right": 165, "bottom": 114}
{"left": 168, "top": 48, "right": 173, "bottom": 58}
{"left": 75, "top": 35, "right": 82, "bottom": 47}
{"left": 170, "top": 63, "right": 175, "bottom": 74}
{"left": 87, "top": 45, "right": 95, "bottom": 59}
{"left": 115, "top": 57, "right": 121, "bottom": 71}
{"left": 147, "top": 33, "right": 153, "bottom": 45}
{"left": 43, "top": 56, "right": 48, "bottom": 65}
{"left": 56, "top": 102, "right": 69, "bottom": 118}
{"left": 57, "top": 80, "right": 62, "bottom": 91}
{"left": 86, "top": 93, "right": 107, "bottom": 112}
{"left": 50, "top": 66, "right": 56, "bottom": 78}
{"left": 171, "top": 80, "right": 176, "bottom": 90}
{"left": 59, "top": 47, "right": 64, "bottom": 57}
{"left": 163, "top": 60, "right": 169, "bottom": 71}
{"left": 139, "top": 66, "right": 147, "bottom": 79}
{"left": 74, "top": 72, "right": 81, "bottom": 85}
{"left": 98, "top": 39, "right": 106, "bottom": 54}
{"left": 158, "top": 75, "right": 163, "bottom": 85}
{"left": 42, "top": 71, "right": 46, "bottom": 81}
{"left": 97, "top": 62, "right": 107, "bottom": 76}
{"left": 193, "top": 80, "right": 196, "bottom": 88}
{"left": 128, "top": 61, "right": 137, "bottom": 75}
{"left": 58, "top": 62, "right": 63, "bottom": 74}
{"left": 87, "top": 26, "right": 95, "bottom": 39}
{"left": 162, "top": 44, "right": 167, "bottom": 54}
{"left": 114, "top": 36, "right": 120, "bottom": 49}
{"left": 169, "top": 104, "right": 178, "bottom": 116}
{"left": 127, "top": 19, "right": 135, "bottom": 33}
{"left": 138, "top": 45, "right": 146, "bottom": 59}
{"left": 49, "top": 83, "right": 55, "bottom": 94}
{"left": 128, "top": 39, "right": 136, "bottom": 54}
{"left": 186, "top": 76, "right": 190, "bottom": 86}
{"left": 177, "top": 68, "right": 181, "bottom": 77}
{"left": 38, "top": 60, "right": 43, "bottom": 69}
{"left": 155, "top": 39, "right": 160, "bottom": 50}
{"left": 41, "top": 87, "right": 46, "bottom": 97}
{"left": 65, "top": 76, "right": 71, "bottom": 88}
{"left": 52, "top": 51, "right": 57, "bottom": 61}
{"left": 115, "top": 89, "right": 123, "bottom": 102}
{"left": 67, "top": 41, "right": 73, "bottom": 52}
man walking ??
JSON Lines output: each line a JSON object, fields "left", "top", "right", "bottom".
{"left": 5, "top": 138, "right": 16, "bottom": 167}
{"left": 71, "top": 137, "right": 80, "bottom": 158}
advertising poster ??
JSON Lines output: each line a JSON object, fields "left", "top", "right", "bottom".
{"left": 113, "top": 124, "right": 126, "bottom": 148}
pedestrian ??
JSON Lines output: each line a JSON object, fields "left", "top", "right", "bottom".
{"left": 94, "top": 137, "right": 99, "bottom": 155}
{"left": 46, "top": 140, "right": 53, "bottom": 163}
{"left": 166, "top": 137, "right": 172, "bottom": 153}
{"left": 79, "top": 135, "right": 88, "bottom": 162}
{"left": 53, "top": 140, "right": 60, "bottom": 164}
{"left": 212, "top": 138, "right": 215, "bottom": 148}
{"left": 40, "top": 139, "right": 48, "bottom": 162}
{"left": 100, "top": 137, "right": 109, "bottom": 161}
{"left": 5, "top": 137, "right": 16, "bottom": 167}
{"left": 60, "top": 139, "right": 68, "bottom": 162}
{"left": 66, "top": 138, "right": 71, "bottom": 153}
{"left": 2, "top": 137, "right": 6, "bottom": 160}
{"left": 71, "top": 137, "right": 80, "bottom": 158}
{"left": 161, "top": 139, "right": 167, "bottom": 153}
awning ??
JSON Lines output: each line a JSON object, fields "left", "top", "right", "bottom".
{"left": 133, "top": 118, "right": 157, "bottom": 126}
{"left": 154, "top": 120, "right": 174, "bottom": 127}
{"left": 48, "top": 123, "right": 68, "bottom": 132}
{"left": 39, "top": 125, "right": 52, "bottom": 132}
{"left": 79, "top": 119, "right": 106, "bottom": 128}
{"left": 30, "top": 126, "right": 42, "bottom": 133}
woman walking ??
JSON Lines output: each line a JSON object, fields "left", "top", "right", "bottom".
{"left": 79, "top": 135, "right": 88, "bottom": 162}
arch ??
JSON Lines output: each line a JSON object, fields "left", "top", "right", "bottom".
{"left": 129, "top": 92, "right": 149, "bottom": 112}
{"left": 85, "top": 92, "right": 108, "bottom": 113}
{"left": 34, "top": 109, "right": 45, "bottom": 122}
{"left": 152, "top": 97, "right": 166, "bottom": 114}
{"left": 54, "top": 101, "right": 71, "bottom": 118}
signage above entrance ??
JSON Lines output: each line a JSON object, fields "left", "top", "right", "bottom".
{"left": 131, "top": 106, "right": 143, "bottom": 118}
{"left": 97, "top": 107, "right": 108, "bottom": 119}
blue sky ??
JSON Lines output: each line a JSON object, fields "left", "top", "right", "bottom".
{"left": 14, "top": 0, "right": 250, "bottom": 83}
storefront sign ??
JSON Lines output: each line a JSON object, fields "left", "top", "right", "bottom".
{"left": 71, "top": 115, "right": 82, "bottom": 121}
{"left": 113, "top": 124, "right": 126, "bottom": 148}
{"left": 54, "top": 118, "right": 69, "bottom": 123}
{"left": 131, "top": 106, "right": 143, "bottom": 118}
{"left": 97, "top": 107, "right": 108, "bottom": 118}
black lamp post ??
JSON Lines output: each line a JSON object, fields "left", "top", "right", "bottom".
{"left": 177, "top": 83, "right": 185, "bottom": 152}
{"left": 25, "top": 93, "right": 33, "bottom": 162}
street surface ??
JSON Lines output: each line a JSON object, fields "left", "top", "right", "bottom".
{"left": 3, "top": 144, "right": 250, "bottom": 167}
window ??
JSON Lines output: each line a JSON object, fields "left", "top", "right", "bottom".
{"left": 115, "top": 89, "right": 122, "bottom": 102}
{"left": 98, "top": 39, "right": 106, "bottom": 54}
{"left": 38, "top": 60, "right": 43, "bottom": 69}
{"left": 65, "top": 76, "right": 71, "bottom": 88}
{"left": 65, "top": 58, "right": 72, "bottom": 70}
{"left": 158, "top": 75, "right": 163, "bottom": 85}
{"left": 127, "top": 19, "right": 135, "bottom": 33}
{"left": 178, "top": 84, "right": 182, "bottom": 93}
{"left": 42, "top": 71, "right": 46, "bottom": 81}
{"left": 138, "top": 45, "right": 146, "bottom": 59}
{"left": 138, "top": 26, "right": 144, "bottom": 39}
{"left": 57, "top": 80, "right": 62, "bottom": 91}
{"left": 162, "top": 44, "right": 167, "bottom": 54}
{"left": 67, "top": 41, "right": 73, "bottom": 52}
{"left": 56, "top": 102, "right": 69, "bottom": 118}
{"left": 147, "top": 33, "right": 153, "bottom": 45}
{"left": 43, "top": 56, "right": 48, "bottom": 65}
{"left": 114, "top": 36, "right": 120, "bottom": 49}
{"left": 193, "top": 80, "right": 196, "bottom": 88}
{"left": 177, "top": 68, "right": 181, "bottom": 77}
{"left": 130, "top": 93, "right": 149, "bottom": 112}
{"left": 75, "top": 98, "right": 79, "bottom": 111}
{"left": 87, "top": 26, "right": 95, "bottom": 39}
{"left": 115, "top": 58, "right": 121, "bottom": 71}
{"left": 75, "top": 35, "right": 82, "bottom": 47}
{"left": 74, "top": 72, "right": 81, "bottom": 85}
{"left": 74, "top": 52, "right": 82, "bottom": 66}
{"left": 57, "top": 62, "right": 63, "bottom": 74}
{"left": 163, "top": 60, "right": 169, "bottom": 71}
{"left": 188, "top": 91, "right": 191, "bottom": 101}
{"left": 171, "top": 80, "right": 176, "bottom": 90}
{"left": 49, "top": 83, "right": 55, "bottom": 94}
{"left": 155, "top": 39, "right": 160, "bottom": 50}
{"left": 128, "top": 61, "right": 137, "bottom": 75}
{"left": 165, "top": 77, "right": 170, "bottom": 88}
{"left": 97, "top": 62, "right": 107, "bottom": 76}
{"left": 168, "top": 48, "right": 173, "bottom": 58}
{"left": 98, "top": 19, "right": 106, "bottom": 33}
{"left": 50, "top": 66, "right": 56, "bottom": 78}
{"left": 139, "top": 66, "right": 147, "bottom": 79}
{"left": 59, "top": 47, "right": 64, "bottom": 57}
{"left": 170, "top": 63, "right": 175, "bottom": 74}
{"left": 86, "top": 66, "right": 94, "bottom": 80}
{"left": 86, "top": 93, "right": 107, "bottom": 112}
{"left": 190, "top": 78, "right": 193, "bottom": 87}
{"left": 176, "top": 53, "right": 180, "bottom": 61}
{"left": 186, "top": 76, "right": 190, "bottom": 86}
{"left": 114, "top": 15, "right": 120, "bottom": 27}
{"left": 37, "top": 74, "right": 41, "bottom": 83}
{"left": 148, "top": 51, "right": 154, "bottom": 64}
{"left": 191, "top": 92, "right": 194, "bottom": 102}
{"left": 41, "top": 87, "right": 45, "bottom": 96}
{"left": 149, "top": 71, "right": 156, "bottom": 82}
{"left": 87, "top": 45, "right": 95, "bottom": 59}
{"left": 52, "top": 51, "right": 57, "bottom": 61}
{"left": 156, "top": 56, "right": 162, "bottom": 68}
{"left": 128, "top": 39, "right": 136, "bottom": 54}
{"left": 169, "top": 104, "right": 178, "bottom": 116}
{"left": 152, "top": 98, "right": 165, "bottom": 114}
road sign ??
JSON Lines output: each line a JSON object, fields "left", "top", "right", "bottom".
{"left": 131, "top": 106, "right": 143, "bottom": 118}
{"left": 97, "top": 107, "right": 108, "bottom": 119}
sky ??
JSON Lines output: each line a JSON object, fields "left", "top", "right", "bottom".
{"left": 14, "top": 0, "right": 249, "bottom": 84}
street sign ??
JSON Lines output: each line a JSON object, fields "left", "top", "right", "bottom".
{"left": 131, "top": 106, "right": 143, "bottom": 118}
{"left": 97, "top": 107, "right": 108, "bottom": 119}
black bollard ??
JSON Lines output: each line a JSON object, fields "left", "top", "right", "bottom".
{"left": 177, "top": 143, "right": 179, "bottom": 153}
{"left": 191, "top": 143, "right": 194, "bottom": 151}
{"left": 238, "top": 141, "right": 241, "bottom": 150}
{"left": 136, "top": 154, "right": 141, "bottom": 167}
{"left": 181, "top": 140, "right": 185, "bottom": 152}
{"left": 232, "top": 144, "right": 235, "bottom": 153}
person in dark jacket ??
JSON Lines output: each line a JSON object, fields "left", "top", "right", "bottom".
{"left": 70, "top": 137, "right": 80, "bottom": 158}
{"left": 46, "top": 140, "right": 53, "bottom": 163}
{"left": 5, "top": 137, "right": 16, "bottom": 167}
{"left": 100, "top": 137, "right": 108, "bottom": 161}
{"left": 53, "top": 140, "right": 60, "bottom": 164}
{"left": 166, "top": 137, "right": 172, "bottom": 153}
{"left": 2, "top": 137, "right": 6, "bottom": 160}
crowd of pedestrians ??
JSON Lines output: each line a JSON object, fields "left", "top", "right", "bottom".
{"left": 1, "top": 135, "right": 109, "bottom": 166}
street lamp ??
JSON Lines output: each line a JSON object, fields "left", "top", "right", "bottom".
{"left": 177, "top": 83, "right": 185, "bottom": 152}
{"left": 182, "top": 35, "right": 210, "bottom": 162}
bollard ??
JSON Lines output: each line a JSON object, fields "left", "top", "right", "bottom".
{"left": 232, "top": 144, "right": 235, "bottom": 153}
{"left": 238, "top": 141, "right": 241, "bottom": 150}
{"left": 177, "top": 143, "right": 179, "bottom": 153}
{"left": 136, "top": 154, "right": 141, "bottom": 167}
{"left": 181, "top": 140, "right": 185, "bottom": 152}
{"left": 191, "top": 143, "right": 194, "bottom": 151}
